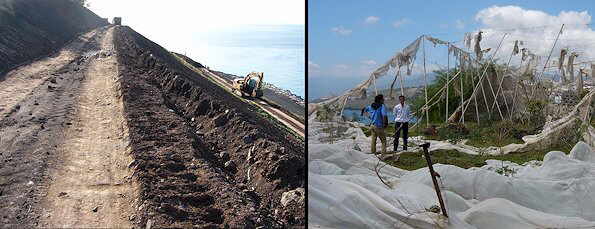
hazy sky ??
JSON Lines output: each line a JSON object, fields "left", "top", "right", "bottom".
{"left": 88, "top": 0, "right": 304, "bottom": 50}
{"left": 87, "top": 0, "right": 305, "bottom": 96}
{"left": 309, "top": 0, "right": 595, "bottom": 99}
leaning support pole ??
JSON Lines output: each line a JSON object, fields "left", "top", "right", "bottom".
{"left": 532, "top": 24, "right": 564, "bottom": 97}
{"left": 399, "top": 69, "right": 405, "bottom": 96}
{"left": 423, "top": 36, "right": 429, "bottom": 127}
{"left": 339, "top": 95, "right": 349, "bottom": 118}
{"left": 460, "top": 61, "right": 465, "bottom": 123}
{"left": 473, "top": 72, "right": 481, "bottom": 125}
{"left": 446, "top": 43, "right": 450, "bottom": 123}
{"left": 491, "top": 48, "right": 515, "bottom": 117}
{"left": 461, "top": 33, "right": 507, "bottom": 120}
{"left": 485, "top": 64, "right": 505, "bottom": 120}
{"left": 421, "top": 143, "right": 448, "bottom": 218}
{"left": 478, "top": 67, "right": 491, "bottom": 120}
{"left": 372, "top": 72, "right": 379, "bottom": 96}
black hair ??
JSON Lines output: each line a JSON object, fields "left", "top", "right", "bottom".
{"left": 399, "top": 95, "right": 405, "bottom": 99}
{"left": 374, "top": 94, "right": 384, "bottom": 103}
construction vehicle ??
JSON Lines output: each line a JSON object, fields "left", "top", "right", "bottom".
{"left": 232, "top": 72, "right": 264, "bottom": 98}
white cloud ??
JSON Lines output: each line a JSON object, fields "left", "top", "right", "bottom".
{"left": 392, "top": 18, "right": 410, "bottom": 28}
{"left": 365, "top": 16, "right": 380, "bottom": 24}
{"left": 361, "top": 60, "right": 377, "bottom": 66}
{"left": 308, "top": 60, "right": 321, "bottom": 76}
{"left": 455, "top": 19, "right": 465, "bottom": 29}
{"left": 474, "top": 5, "right": 595, "bottom": 68}
{"left": 331, "top": 26, "right": 353, "bottom": 35}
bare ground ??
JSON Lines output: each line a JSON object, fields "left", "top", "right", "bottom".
{"left": 39, "top": 27, "right": 138, "bottom": 228}
{"left": 0, "top": 24, "right": 304, "bottom": 228}
{"left": 0, "top": 26, "right": 112, "bottom": 227}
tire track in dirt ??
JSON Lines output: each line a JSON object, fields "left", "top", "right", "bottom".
{"left": 0, "top": 29, "right": 100, "bottom": 118}
{"left": 40, "top": 27, "right": 138, "bottom": 228}
{"left": 0, "top": 27, "right": 111, "bottom": 227}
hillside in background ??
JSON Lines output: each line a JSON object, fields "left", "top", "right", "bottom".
{"left": 0, "top": 0, "right": 108, "bottom": 75}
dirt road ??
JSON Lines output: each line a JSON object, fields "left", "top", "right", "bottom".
{"left": 0, "top": 26, "right": 137, "bottom": 227}
{"left": 39, "top": 27, "right": 137, "bottom": 227}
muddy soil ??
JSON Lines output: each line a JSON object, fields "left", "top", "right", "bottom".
{"left": 113, "top": 26, "right": 305, "bottom": 227}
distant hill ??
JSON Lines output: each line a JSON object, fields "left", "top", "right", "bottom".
{"left": 310, "top": 87, "right": 423, "bottom": 110}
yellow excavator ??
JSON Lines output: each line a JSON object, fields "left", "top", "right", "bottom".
{"left": 232, "top": 72, "right": 264, "bottom": 98}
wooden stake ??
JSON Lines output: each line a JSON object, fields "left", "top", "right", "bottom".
{"left": 421, "top": 143, "right": 448, "bottom": 218}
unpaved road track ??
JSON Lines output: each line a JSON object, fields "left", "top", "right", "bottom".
{"left": 0, "top": 29, "right": 99, "bottom": 118}
{"left": 199, "top": 68, "right": 305, "bottom": 138}
{"left": 0, "top": 26, "right": 137, "bottom": 227}
{"left": 40, "top": 27, "right": 137, "bottom": 228}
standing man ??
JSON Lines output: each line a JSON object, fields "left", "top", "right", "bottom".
{"left": 393, "top": 95, "right": 411, "bottom": 151}
{"left": 361, "top": 94, "right": 389, "bottom": 156}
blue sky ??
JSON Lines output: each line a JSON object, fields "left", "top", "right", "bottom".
{"left": 308, "top": 0, "right": 595, "bottom": 99}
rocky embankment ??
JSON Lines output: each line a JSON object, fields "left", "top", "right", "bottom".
{"left": 114, "top": 26, "right": 305, "bottom": 227}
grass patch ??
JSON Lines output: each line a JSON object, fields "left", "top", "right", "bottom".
{"left": 387, "top": 143, "right": 574, "bottom": 171}
{"left": 361, "top": 120, "right": 533, "bottom": 147}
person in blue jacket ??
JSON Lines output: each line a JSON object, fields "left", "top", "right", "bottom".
{"left": 361, "top": 94, "right": 389, "bottom": 156}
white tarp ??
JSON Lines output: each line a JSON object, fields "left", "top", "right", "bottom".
{"left": 308, "top": 115, "right": 595, "bottom": 228}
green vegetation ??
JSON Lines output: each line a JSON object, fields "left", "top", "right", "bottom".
{"left": 360, "top": 120, "right": 531, "bottom": 148}
{"left": 387, "top": 144, "right": 574, "bottom": 171}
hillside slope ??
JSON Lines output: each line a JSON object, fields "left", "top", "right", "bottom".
{"left": 113, "top": 26, "right": 305, "bottom": 227}
{"left": 0, "top": 0, "right": 107, "bottom": 76}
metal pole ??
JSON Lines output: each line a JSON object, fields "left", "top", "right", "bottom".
{"left": 420, "top": 143, "right": 448, "bottom": 217}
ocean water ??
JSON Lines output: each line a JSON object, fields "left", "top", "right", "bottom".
{"left": 191, "top": 25, "right": 305, "bottom": 98}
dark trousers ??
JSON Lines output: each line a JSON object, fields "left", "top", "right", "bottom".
{"left": 394, "top": 122, "right": 409, "bottom": 151}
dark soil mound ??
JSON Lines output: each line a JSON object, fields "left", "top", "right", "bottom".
{"left": 113, "top": 26, "right": 305, "bottom": 227}
{"left": 0, "top": 0, "right": 107, "bottom": 76}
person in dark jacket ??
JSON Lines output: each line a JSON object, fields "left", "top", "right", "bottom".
{"left": 361, "top": 94, "right": 389, "bottom": 156}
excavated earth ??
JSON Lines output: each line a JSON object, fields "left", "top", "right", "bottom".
{"left": 113, "top": 26, "right": 305, "bottom": 227}
{"left": 0, "top": 2, "right": 304, "bottom": 227}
